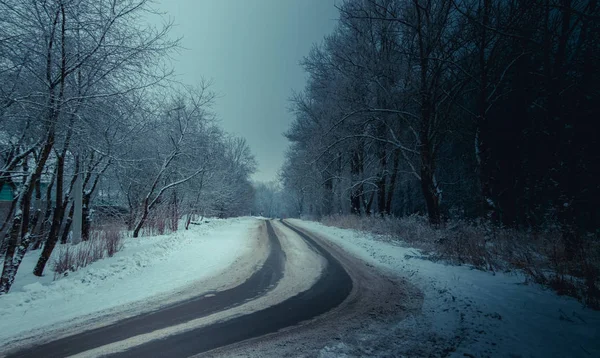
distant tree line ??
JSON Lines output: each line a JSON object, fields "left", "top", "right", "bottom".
{"left": 281, "top": 0, "right": 598, "bottom": 238}
{"left": 0, "top": 0, "right": 255, "bottom": 294}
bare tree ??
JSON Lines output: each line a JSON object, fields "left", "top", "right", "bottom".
{"left": 130, "top": 86, "right": 215, "bottom": 237}
{"left": 0, "top": 0, "right": 177, "bottom": 291}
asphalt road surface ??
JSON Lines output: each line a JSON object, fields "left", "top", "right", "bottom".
{"left": 7, "top": 220, "right": 353, "bottom": 358}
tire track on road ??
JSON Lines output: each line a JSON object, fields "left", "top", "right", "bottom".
{"left": 102, "top": 220, "right": 352, "bottom": 358}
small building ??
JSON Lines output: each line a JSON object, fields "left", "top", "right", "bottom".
{"left": 0, "top": 185, "right": 14, "bottom": 229}
{"left": 0, "top": 182, "right": 54, "bottom": 225}
{"left": 0, "top": 185, "right": 14, "bottom": 202}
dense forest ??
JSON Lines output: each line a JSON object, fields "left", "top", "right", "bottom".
{"left": 281, "top": 0, "right": 598, "bottom": 235}
{"left": 275, "top": 0, "right": 600, "bottom": 306}
{"left": 0, "top": 0, "right": 255, "bottom": 294}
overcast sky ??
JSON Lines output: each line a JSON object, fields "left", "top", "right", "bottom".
{"left": 153, "top": 0, "right": 339, "bottom": 182}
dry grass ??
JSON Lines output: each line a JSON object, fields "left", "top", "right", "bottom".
{"left": 101, "top": 225, "right": 123, "bottom": 257}
{"left": 52, "top": 224, "right": 124, "bottom": 279}
{"left": 321, "top": 214, "right": 600, "bottom": 310}
{"left": 138, "top": 214, "right": 172, "bottom": 237}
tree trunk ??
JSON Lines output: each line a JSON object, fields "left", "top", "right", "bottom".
{"left": 132, "top": 202, "right": 149, "bottom": 238}
{"left": 419, "top": 105, "right": 442, "bottom": 225}
{"left": 32, "top": 167, "right": 57, "bottom": 249}
{"left": 170, "top": 190, "right": 178, "bottom": 232}
{"left": 350, "top": 191, "right": 361, "bottom": 214}
{"left": 0, "top": 3, "right": 68, "bottom": 292}
{"left": 1, "top": 133, "right": 54, "bottom": 293}
{"left": 350, "top": 150, "right": 362, "bottom": 215}
{"left": 385, "top": 148, "right": 400, "bottom": 215}
{"left": 420, "top": 164, "right": 441, "bottom": 225}
{"left": 323, "top": 175, "right": 334, "bottom": 216}
{"left": 33, "top": 155, "right": 65, "bottom": 276}
{"left": 0, "top": 197, "right": 25, "bottom": 293}
{"left": 475, "top": 0, "right": 498, "bottom": 220}
{"left": 365, "top": 191, "right": 375, "bottom": 216}
{"left": 376, "top": 147, "right": 388, "bottom": 216}
{"left": 418, "top": 82, "right": 441, "bottom": 225}
{"left": 60, "top": 203, "right": 74, "bottom": 244}
{"left": 185, "top": 214, "right": 192, "bottom": 230}
{"left": 419, "top": 94, "right": 441, "bottom": 224}
{"left": 29, "top": 177, "right": 43, "bottom": 235}
{"left": 414, "top": 0, "right": 441, "bottom": 226}
{"left": 82, "top": 192, "right": 92, "bottom": 241}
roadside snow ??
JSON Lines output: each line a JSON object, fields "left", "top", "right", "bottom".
{"left": 289, "top": 219, "right": 600, "bottom": 358}
{"left": 0, "top": 217, "right": 260, "bottom": 345}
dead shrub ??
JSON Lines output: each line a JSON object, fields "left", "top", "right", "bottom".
{"left": 51, "top": 224, "right": 125, "bottom": 278}
{"left": 321, "top": 214, "right": 439, "bottom": 252}
{"left": 103, "top": 225, "right": 124, "bottom": 257}
{"left": 74, "top": 242, "right": 93, "bottom": 269}
{"left": 52, "top": 246, "right": 75, "bottom": 279}
{"left": 320, "top": 214, "right": 600, "bottom": 309}
{"left": 140, "top": 214, "right": 170, "bottom": 237}
{"left": 438, "top": 220, "right": 493, "bottom": 270}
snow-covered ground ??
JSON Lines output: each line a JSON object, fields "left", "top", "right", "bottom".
{"left": 0, "top": 217, "right": 261, "bottom": 345}
{"left": 289, "top": 219, "right": 600, "bottom": 358}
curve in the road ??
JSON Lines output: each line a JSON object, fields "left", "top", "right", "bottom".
{"left": 108, "top": 220, "right": 353, "bottom": 358}
{"left": 7, "top": 221, "right": 285, "bottom": 358}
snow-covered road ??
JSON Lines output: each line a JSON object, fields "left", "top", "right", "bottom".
{"left": 2, "top": 219, "right": 348, "bottom": 357}
{"left": 5, "top": 218, "right": 594, "bottom": 358}
{"left": 73, "top": 220, "right": 334, "bottom": 357}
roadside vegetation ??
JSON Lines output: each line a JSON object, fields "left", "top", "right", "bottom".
{"left": 261, "top": 0, "right": 600, "bottom": 309}
{"left": 320, "top": 214, "right": 600, "bottom": 309}
{"left": 0, "top": 0, "right": 256, "bottom": 294}
{"left": 52, "top": 224, "right": 124, "bottom": 279}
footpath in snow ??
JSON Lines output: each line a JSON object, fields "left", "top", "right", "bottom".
{"left": 289, "top": 219, "right": 600, "bottom": 358}
{"left": 0, "top": 217, "right": 261, "bottom": 346}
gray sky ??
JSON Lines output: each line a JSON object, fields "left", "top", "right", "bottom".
{"left": 153, "top": 0, "right": 338, "bottom": 182}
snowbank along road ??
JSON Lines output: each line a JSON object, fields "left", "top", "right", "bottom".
{"left": 2, "top": 219, "right": 410, "bottom": 358}
{"left": 4, "top": 220, "right": 282, "bottom": 357}
{"left": 0, "top": 217, "right": 263, "bottom": 344}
